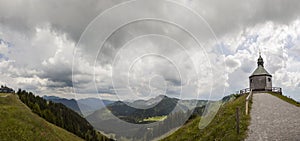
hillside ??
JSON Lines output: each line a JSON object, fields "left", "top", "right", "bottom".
{"left": 0, "top": 93, "right": 83, "bottom": 141}
{"left": 104, "top": 95, "right": 180, "bottom": 123}
{"left": 16, "top": 89, "right": 112, "bottom": 141}
{"left": 162, "top": 94, "right": 250, "bottom": 141}
{"left": 43, "top": 96, "right": 115, "bottom": 117}
{"left": 77, "top": 98, "right": 115, "bottom": 116}
{"left": 43, "top": 95, "right": 82, "bottom": 114}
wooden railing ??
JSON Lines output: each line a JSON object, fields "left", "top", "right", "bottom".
{"left": 271, "top": 87, "right": 282, "bottom": 94}
{"left": 237, "top": 87, "right": 282, "bottom": 95}
{"left": 245, "top": 89, "right": 253, "bottom": 115}
{"left": 237, "top": 88, "right": 250, "bottom": 94}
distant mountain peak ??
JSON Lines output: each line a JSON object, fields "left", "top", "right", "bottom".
{"left": 42, "top": 95, "right": 61, "bottom": 100}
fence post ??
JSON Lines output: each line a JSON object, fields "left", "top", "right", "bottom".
{"left": 245, "top": 100, "right": 249, "bottom": 115}
{"left": 236, "top": 107, "right": 240, "bottom": 134}
{"left": 245, "top": 89, "right": 252, "bottom": 115}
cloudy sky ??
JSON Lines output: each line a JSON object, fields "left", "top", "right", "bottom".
{"left": 0, "top": 0, "right": 300, "bottom": 101}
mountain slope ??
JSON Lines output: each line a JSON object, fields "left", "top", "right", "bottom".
{"left": 106, "top": 95, "right": 181, "bottom": 120}
{"left": 43, "top": 96, "right": 115, "bottom": 117}
{"left": 43, "top": 96, "right": 82, "bottom": 114}
{"left": 0, "top": 93, "right": 83, "bottom": 141}
{"left": 77, "top": 98, "right": 115, "bottom": 116}
{"left": 17, "top": 90, "right": 112, "bottom": 141}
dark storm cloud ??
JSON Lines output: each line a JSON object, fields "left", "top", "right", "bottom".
{"left": 1, "top": 0, "right": 299, "bottom": 43}
{"left": 165, "top": 78, "right": 182, "bottom": 86}
{"left": 42, "top": 72, "right": 73, "bottom": 87}
{"left": 0, "top": 0, "right": 125, "bottom": 41}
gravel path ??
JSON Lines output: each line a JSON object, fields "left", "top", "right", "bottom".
{"left": 246, "top": 93, "right": 300, "bottom": 141}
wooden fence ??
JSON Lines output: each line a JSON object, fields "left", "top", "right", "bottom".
{"left": 237, "top": 87, "right": 282, "bottom": 95}
{"left": 245, "top": 89, "right": 253, "bottom": 115}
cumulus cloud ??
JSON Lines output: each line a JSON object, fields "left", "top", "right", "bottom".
{"left": 0, "top": 24, "right": 77, "bottom": 97}
{"left": 0, "top": 0, "right": 300, "bottom": 101}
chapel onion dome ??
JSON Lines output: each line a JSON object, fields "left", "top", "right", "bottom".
{"left": 257, "top": 55, "right": 264, "bottom": 67}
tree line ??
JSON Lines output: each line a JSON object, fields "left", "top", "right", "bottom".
{"left": 17, "top": 89, "right": 113, "bottom": 141}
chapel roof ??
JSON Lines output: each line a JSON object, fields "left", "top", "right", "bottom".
{"left": 250, "top": 53, "right": 271, "bottom": 77}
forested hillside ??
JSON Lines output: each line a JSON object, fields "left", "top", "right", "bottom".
{"left": 16, "top": 89, "right": 112, "bottom": 141}
{"left": 0, "top": 93, "right": 82, "bottom": 141}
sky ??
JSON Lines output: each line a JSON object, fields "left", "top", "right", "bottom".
{"left": 0, "top": 0, "right": 300, "bottom": 101}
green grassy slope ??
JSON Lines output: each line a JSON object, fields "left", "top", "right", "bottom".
{"left": 0, "top": 93, "right": 83, "bottom": 141}
{"left": 162, "top": 94, "right": 250, "bottom": 141}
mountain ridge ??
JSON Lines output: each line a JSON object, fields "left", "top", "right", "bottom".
{"left": 43, "top": 95, "right": 115, "bottom": 117}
